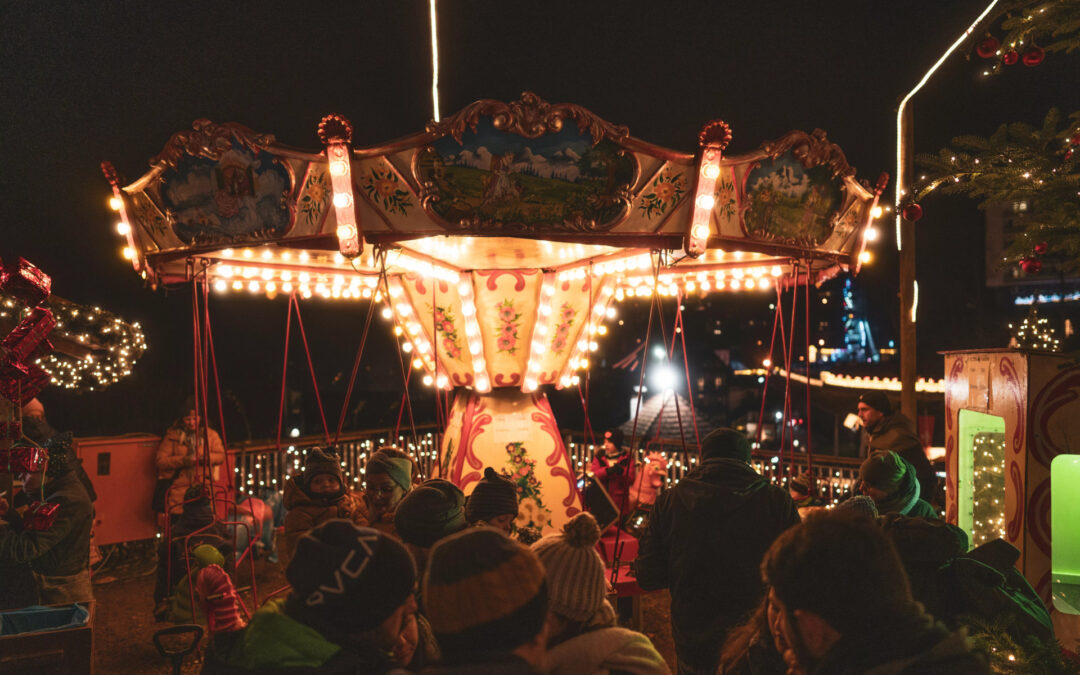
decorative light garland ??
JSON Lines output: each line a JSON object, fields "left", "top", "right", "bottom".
{"left": 0, "top": 293, "right": 147, "bottom": 391}
{"left": 971, "top": 432, "right": 1006, "bottom": 547}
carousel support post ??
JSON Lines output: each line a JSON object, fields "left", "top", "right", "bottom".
{"left": 899, "top": 105, "right": 917, "bottom": 422}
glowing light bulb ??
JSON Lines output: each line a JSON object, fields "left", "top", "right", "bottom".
{"left": 859, "top": 250, "right": 873, "bottom": 264}
{"left": 865, "top": 227, "right": 879, "bottom": 242}
{"left": 702, "top": 163, "right": 720, "bottom": 179}
{"left": 116, "top": 222, "right": 130, "bottom": 236}
{"left": 121, "top": 246, "right": 135, "bottom": 260}
{"left": 696, "top": 194, "right": 715, "bottom": 210}
{"left": 333, "top": 192, "right": 353, "bottom": 208}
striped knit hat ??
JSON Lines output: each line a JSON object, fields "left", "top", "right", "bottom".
{"left": 531, "top": 512, "right": 608, "bottom": 622}
{"left": 423, "top": 527, "right": 548, "bottom": 657}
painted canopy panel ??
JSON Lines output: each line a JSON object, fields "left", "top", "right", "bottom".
{"left": 116, "top": 93, "right": 882, "bottom": 279}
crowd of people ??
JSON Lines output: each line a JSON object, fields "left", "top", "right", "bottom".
{"left": 1, "top": 393, "right": 1069, "bottom": 673}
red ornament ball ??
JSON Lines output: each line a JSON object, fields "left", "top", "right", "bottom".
{"left": 1067, "top": 149, "right": 1075, "bottom": 161}
{"left": 1070, "top": 134, "right": 1080, "bottom": 146}
{"left": 1022, "top": 46, "right": 1045, "bottom": 66}
{"left": 1003, "top": 50, "right": 1020, "bottom": 65}
{"left": 976, "top": 35, "right": 1000, "bottom": 58}
{"left": 1020, "top": 258, "right": 1043, "bottom": 274}
{"left": 902, "top": 203, "right": 923, "bottom": 222}
{"left": 1034, "top": 241, "right": 1048, "bottom": 255}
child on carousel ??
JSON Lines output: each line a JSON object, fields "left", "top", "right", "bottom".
{"left": 590, "top": 428, "right": 636, "bottom": 525}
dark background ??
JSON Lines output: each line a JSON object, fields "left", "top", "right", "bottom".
{"left": 1, "top": 1, "right": 1076, "bottom": 441}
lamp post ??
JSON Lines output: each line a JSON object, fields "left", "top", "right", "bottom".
{"left": 895, "top": 0, "right": 1001, "bottom": 421}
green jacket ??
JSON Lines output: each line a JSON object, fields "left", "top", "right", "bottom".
{"left": 0, "top": 471, "right": 94, "bottom": 576}
{"left": 209, "top": 598, "right": 402, "bottom": 674}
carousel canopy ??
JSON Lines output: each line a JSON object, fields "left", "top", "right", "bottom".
{"left": 104, "top": 93, "right": 885, "bottom": 394}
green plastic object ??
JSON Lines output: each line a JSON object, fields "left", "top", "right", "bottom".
{"left": 1051, "top": 454, "right": 1080, "bottom": 614}
{"left": 957, "top": 409, "right": 1006, "bottom": 547}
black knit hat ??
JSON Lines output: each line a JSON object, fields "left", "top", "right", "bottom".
{"left": 603, "top": 428, "right": 625, "bottom": 449}
{"left": 286, "top": 520, "right": 416, "bottom": 634}
{"left": 43, "top": 432, "right": 75, "bottom": 479}
{"left": 465, "top": 467, "right": 519, "bottom": 525}
{"left": 303, "top": 446, "right": 343, "bottom": 486}
{"left": 394, "top": 479, "right": 467, "bottom": 549}
{"left": 700, "top": 427, "right": 752, "bottom": 462}
{"left": 762, "top": 511, "right": 917, "bottom": 635}
{"left": 858, "top": 391, "right": 891, "bottom": 415}
{"left": 424, "top": 527, "right": 548, "bottom": 657}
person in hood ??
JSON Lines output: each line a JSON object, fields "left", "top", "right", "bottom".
{"left": 635, "top": 428, "right": 799, "bottom": 675}
{"left": 206, "top": 520, "right": 420, "bottom": 674}
{"left": 280, "top": 446, "right": 361, "bottom": 568}
{"left": 532, "top": 512, "right": 669, "bottom": 675}
{"left": 21, "top": 398, "right": 96, "bottom": 502}
{"left": 762, "top": 510, "right": 987, "bottom": 674}
{"left": 857, "top": 391, "right": 937, "bottom": 505}
{"left": 0, "top": 432, "right": 94, "bottom": 604}
{"left": 859, "top": 450, "right": 938, "bottom": 519}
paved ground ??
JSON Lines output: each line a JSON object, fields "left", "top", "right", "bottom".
{"left": 91, "top": 544, "right": 676, "bottom": 673}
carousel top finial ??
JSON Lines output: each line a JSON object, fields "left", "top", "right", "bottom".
{"left": 698, "top": 120, "right": 732, "bottom": 150}
{"left": 318, "top": 114, "right": 354, "bottom": 145}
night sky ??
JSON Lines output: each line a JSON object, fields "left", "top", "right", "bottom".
{"left": 2, "top": 1, "right": 1076, "bottom": 439}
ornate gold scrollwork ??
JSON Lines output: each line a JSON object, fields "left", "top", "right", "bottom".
{"left": 151, "top": 119, "right": 277, "bottom": 170}
{"left": 759, "top": 128, "right": 855, "bottom": 179}
{"left": 425, "top": 91, "right": 630, "bottom": 145}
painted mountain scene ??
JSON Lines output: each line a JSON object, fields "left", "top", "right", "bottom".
{"left": 742, "top": 152, "right": 842, "bottom": 244}
{"left": 416, "top": 118, "right": 635, "bottom": 231}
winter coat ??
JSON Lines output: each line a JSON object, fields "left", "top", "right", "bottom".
{"left": 866, "top": 412, "right": 936, "bottom": 504}
{"left": 280, "top": 478, "right": 364, "bottom": 567}
{"left": 544, "top": 625, "right": 670, "bottom": 674}
{"left": 203, "top": 597, "right": 405, "bottom": 675}
{"left": 872, "top": 455, "right": 939, "bottom": 519}
{"left": 635, "top": 457, "right": 799, "bottom": 674}
{"left": 420, "top": 652, "right": 539, "bottom": 674}
{"left": 156, "top": 426, "right": 226, "bottom": 515}
{"left": 352, "top": 491, "right": 399, "bottom": 536}
{"left": 0, "top": 470, "right": 94, "bottom": 576}
{"left": 811, "top": 613, "right": 987, "bottom": 674}
{"left": 590, "top": 451, "right": 636, "bottom": 514}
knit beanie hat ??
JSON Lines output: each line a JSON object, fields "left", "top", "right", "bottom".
{"left": 366, "top": 448, "right": 415, "bottom": 492}
{"left": 604, "top": 428, "right": 625, "bottom": 450}
{"left": 789, "top": 474, "right": 812, "bottom": 496}
{"left": 465, "top": 467, "right": 519, "bottom": 525}
{"left": 43, "top": 432, "right": 75, "bottom": 479}
{"left": 394, "top": 478, "right": 467, "bottom": 548}
{"left": 859, "top": 450, "right": 907, "bottom": 494}
{"left": 700, "top": 427, "right": 752, "bottom": 462}
{"left": 424, "top": 527, "right": 548, "bottom": 657}
{"left": 302, "top": 446, "right": 343, "bottom": 487}
{"left": 834, "top": 494, "right": 879, "bottom": 519}
{"left": 531, "top": 512, "right": 608, "bottom": 622}
{"left": 286, "top": 520, "right": 416, "bottom": 634}
{"left": 859, "top": 391, "right": 891, "bottom": 415}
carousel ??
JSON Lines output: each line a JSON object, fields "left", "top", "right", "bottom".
{"left": 103, "top": 92, "right": 885, "bottom": 532}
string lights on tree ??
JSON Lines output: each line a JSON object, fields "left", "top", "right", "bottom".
{"left": 971, "top": 432, "right": 1007, "bottom": 548}
{"left": 1008, "top": 306, "right": 1061, "bottom": 351}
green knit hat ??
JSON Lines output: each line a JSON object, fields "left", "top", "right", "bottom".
{"left": 366, "top": 448, "right": 415, "bottom": 492}
{"left": 423, "top": 528, "right": 547, "bottom": 657}
{"left": 394, "top": 478, "right": 467, "bottom": 548}
{"left": 859, "top": 451, "right": 907, "bottom": 494}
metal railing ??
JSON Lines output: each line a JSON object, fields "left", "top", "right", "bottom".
{"left": 231, "top": 427, "right": 861, "bottom": 504}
